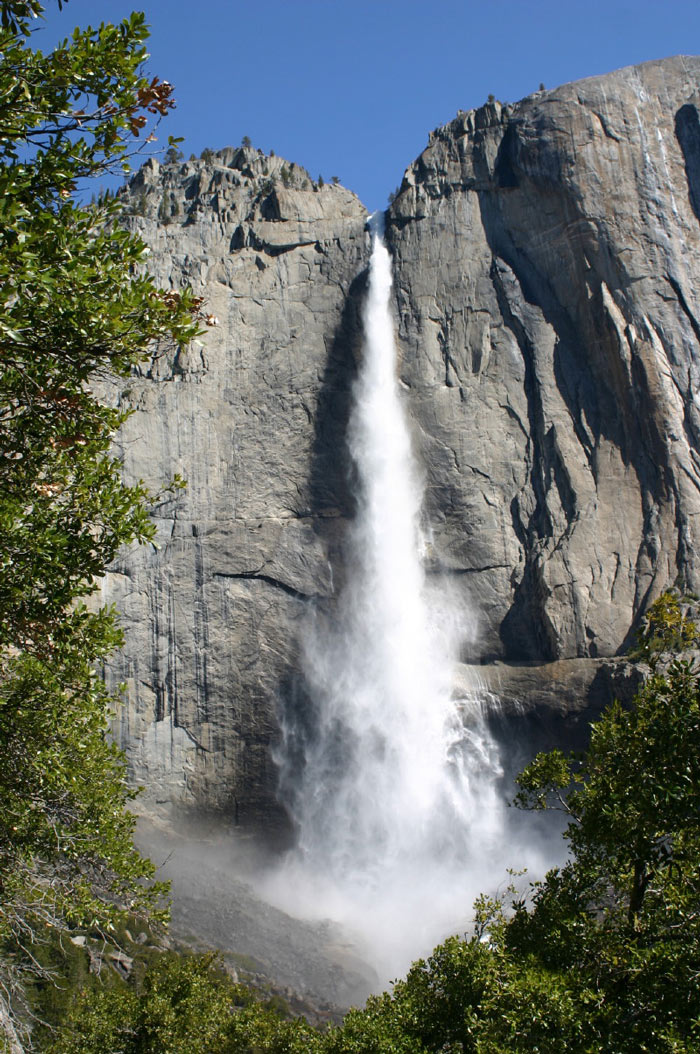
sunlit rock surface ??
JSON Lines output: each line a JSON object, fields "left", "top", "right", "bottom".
{"left": 103, "top": 57, "right": 700, "bottom": 824}
{"left": 103, "top": 148, "right": 369, "bottom": 826}
{"left": 388, "top": 55, "right": 700, "bottom": 662}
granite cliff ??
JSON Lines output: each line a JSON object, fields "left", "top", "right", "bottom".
{"left": 388, "top": 54, "right": 700, "bottom": 663}
{"left": 101, "top": 56, "right": 700, "bottom": 827}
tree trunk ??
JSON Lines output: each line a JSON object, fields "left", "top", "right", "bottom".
{"left": 0, "top": 1001, "right": 24, "bottom": 1054}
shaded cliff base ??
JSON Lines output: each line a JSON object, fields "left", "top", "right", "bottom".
{"left": 459, "top": 654, "right": 645, "bottom": 738}
{"left": 466, "top": 656, "right": 647, "bottom": 788}
{"left": 133, "top": 815, "right": 378, "bottom": 1013}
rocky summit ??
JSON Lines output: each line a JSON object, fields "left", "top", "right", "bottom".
{"left": 101, "top": 56, "right": 700, "bottom": 828}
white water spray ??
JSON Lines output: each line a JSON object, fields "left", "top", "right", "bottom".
{"left": 269, "top": 219, "right": 545, "bottom": 985}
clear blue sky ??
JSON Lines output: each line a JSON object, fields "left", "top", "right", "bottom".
{"left": 36, "top": 0, "right": 700, "bottom": 212}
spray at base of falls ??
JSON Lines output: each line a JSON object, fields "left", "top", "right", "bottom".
{"left": 266, "top": 217, "right": 550, "bottom": 986}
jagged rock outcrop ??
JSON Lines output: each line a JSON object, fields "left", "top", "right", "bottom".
{"left": 102, "top": 57, "right": 700, "bottom": 825}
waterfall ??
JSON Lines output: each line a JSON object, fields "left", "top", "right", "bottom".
{"left": 270, "top": 218, "right": 541, "bottom": 984}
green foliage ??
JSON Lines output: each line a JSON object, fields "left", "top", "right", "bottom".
{"left": 133, "top": 189, "right": 148, "bottom": 216}
{"left": 158, "top": 190, "right": 180, "bottom": 224}
{"left": 49, "top": 952, "right": 319, "bottom": 1053}
{"left": 200, "top": 147, "right": 215, "bottom": 163}
{"left": 159, "top": 189, "right": 171, "bottom": 223}
{"left": 21, "top": 598, "right": 699, "bottom": 1048}
{"left": 503, "top": 638, "right": 700, "bottom": 1047}
{"left": 241, "top": 134, "right": 252, "bottom": 148}
{"left": 512, "top": 747, "right": 576, "bottom": 812}
{"left": 19, "top": 589, "right": 700, "bottom": 1052}
{"left": 630, "top": 589, "right": 699, "bottom": 666}
{"left": 1, "top": 1, "right": 51, "bottom": 35}
{"left": 0, "top": 1, "right": 202, "bottom": 1041}
{"left": 25, "top": 917, "right": 156, "bottom": 1046}
{"left": 318, "top": 937, "right": 587, "bottom": 1054}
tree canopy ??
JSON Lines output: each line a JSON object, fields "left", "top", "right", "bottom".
{"left": 0, "top": 0, "right": 201, "bottom": 1045}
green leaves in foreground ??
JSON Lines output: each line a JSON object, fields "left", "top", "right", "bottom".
{"left": 0, "top": 1, "right": 203, "bottom": 1044}
{"left": 48, "top": 953, "right": 317, "bottom": 1054}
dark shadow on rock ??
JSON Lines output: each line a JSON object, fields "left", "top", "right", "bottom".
{"left": 485, "top": 657, "right": 646, "bottom": 811}
{"left": 675, "top": 103, "right": 700, "bottom": 222}
{"left": 272, "top": 669, "right": 314, "bottom": 847}
{"left": 274, "top": 608, "right": 371, "bottom": 855}
{"left": 487, "top": 697, "right": 598, "bottom": 792}
{"left": 275, "top": 262, "right": 369, "bottom": 837}
{"left": 304, "top": 265, "right": 369, "bottom": 606}
{"left": 307, "top": 267, "right": 367, "bottom": 524}
{"left": 493, "top": 121, "right": 519, "bottom": 188}
{"left": 587, "top": 658, "right": 646, "bottom": 709}
{"left": 499, "top": 563, "right": 554, "bottom": 660}
{"left": 475, "top": 161, "right": 672, "bottom": 659}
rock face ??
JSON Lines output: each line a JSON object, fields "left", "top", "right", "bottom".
{"left": 103, "top": 148, "right": 368, "bottom": 827}
{"left": 103, "top": 57, "right": 700, "bottom": 825}
{"left": 388, "top": 55, "right": 700, "bottom": 662}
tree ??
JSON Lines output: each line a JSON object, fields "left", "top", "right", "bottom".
{"left": 629, "top": 588, "right": 699, "bottom": 665}
{"left": 506, "top": 602, "right": 700, "bottom": 1049}
{"left": 0, "top": 1, "right": 202, "bottom": 1044}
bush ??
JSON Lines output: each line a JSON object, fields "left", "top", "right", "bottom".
{"left": 50, "top": 953, "right": 320, "bottom": 1054}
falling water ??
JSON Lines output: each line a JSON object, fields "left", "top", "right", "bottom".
{"left": 269, "top": 217, "right": 543, "bottom": 985}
